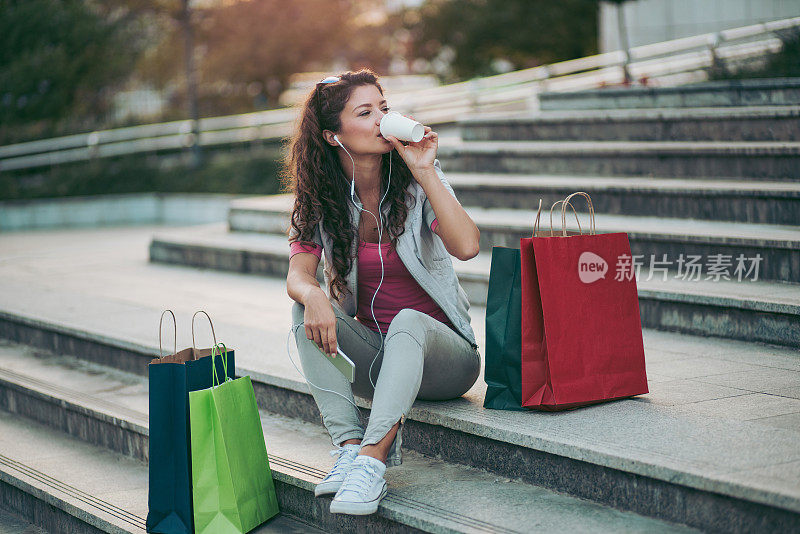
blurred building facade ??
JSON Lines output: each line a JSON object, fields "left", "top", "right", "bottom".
{"left": 599, "top": 0, "right": 800, "bottom": 52}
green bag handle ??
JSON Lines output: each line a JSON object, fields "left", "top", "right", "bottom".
{"left": 211, "top": 342, "right": 231, "bottom": 388}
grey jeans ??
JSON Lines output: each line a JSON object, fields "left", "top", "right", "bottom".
{"left": 291, "top": 301, "right": 481, "bottom": 467}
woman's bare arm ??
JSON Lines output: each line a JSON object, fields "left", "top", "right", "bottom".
{"left": 416, "top": 166, "right": 480, "bottom": 261}
{"left": 286, "top": 252, "right": 339, "bottom": 357}
{"left": 287, "top": 252, "right": 323, "bottom": 304}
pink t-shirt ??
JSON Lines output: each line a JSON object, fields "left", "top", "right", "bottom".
{"left": 289, "top": 219, "right": 453, "bottom": 334}
{"left": 354, "top": 239, "right": 453, "bottom": 334}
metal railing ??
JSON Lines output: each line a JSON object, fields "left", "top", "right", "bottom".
{"left": 1, "top": 16, "right": 798, "bottom": 172}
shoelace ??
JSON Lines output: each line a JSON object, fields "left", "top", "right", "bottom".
{"left": 338, "top": 460, "right": 379, "bottom": 495}
{"left": 324, "top": 447, "right": 357, "bottom": 480}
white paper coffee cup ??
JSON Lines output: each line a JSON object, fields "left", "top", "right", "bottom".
{"left": 380, "top": 112, "right": 425, "bottom": 143}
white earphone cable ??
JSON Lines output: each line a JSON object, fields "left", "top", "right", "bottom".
{"left": 286, "top": 133, "right": 392, "bottom": 416}
{"left": 286, "top": 322, "right": 364, "bottom": 419}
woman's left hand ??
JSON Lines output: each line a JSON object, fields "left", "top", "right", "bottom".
{"left": 384, "top": 117, "right": 438, "bottom": 178}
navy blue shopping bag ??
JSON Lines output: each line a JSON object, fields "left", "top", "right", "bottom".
{"left": 146, "top": 311, "right": 235, "bottom": 534}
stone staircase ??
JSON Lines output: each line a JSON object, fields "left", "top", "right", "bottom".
{"left": 0, "top": 239, "right": 798, "bottom": 533}
{"left": 537, "top": 78, "right": 800, "bottom": 111}
{"left": 0, "top": 321, "right": 715, "bottom": 534}
{"left": 149, "top": 89, "right": 800, "bottom": 348}
{"left": 0, "top": 223, "right": 798, "bottom": 532}
{"left": 1, "top": 81, "right": 799, "bottom": 533}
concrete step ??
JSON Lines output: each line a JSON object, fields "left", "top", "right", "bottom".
{"left": 0, "top": 192, "right": 233, "bottom": 232}
{"left": 0, "top": 505, "right": 46, "bottom": 534}
{"left": 468, "top": 206, "right": 800, "bottom": 283}
{"left": 146, "top": 224, "right": 800, "bottom": 347}
{"left": 0, "top": 407, "right": 326, "bottom": 533}
{"left": 446, "top": 174, "right": 800, "bottom": 225}
{"left": 0, "top": 341, "right": 697, "bottom": 534}
{"left": 226, "top": 196, "right": 800, "bottom": 283}
{"left": 0, "top": 306, "right": 798, "bottom": 533}
{"left": 230, "top": 177, "right": 800, "bottom": 226}
{"left": 436, "top": 140, "right": 800, "bottom": 181}
{"left": 538, "top": 78, "right": 800, "bottom": 111}
{"left": 461, "top": 106, "right": 800, "bottom": 142}
{"left": 2, "top": 224, "right": 799, "bottom": 531}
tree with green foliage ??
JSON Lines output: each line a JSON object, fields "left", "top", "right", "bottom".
{"left": 403, "top": 0, "right": 600, "bottom": 82}
{"left": 0, "top": 0, "right": 150, "bottom": 132}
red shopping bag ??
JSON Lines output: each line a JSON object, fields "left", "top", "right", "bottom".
{"left": 520, "top": 192, "right": 648, "bottom": 410}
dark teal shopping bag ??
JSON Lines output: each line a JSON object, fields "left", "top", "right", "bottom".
{"left": 483, "top": 246, "right": 526, "bottom": 411}
{"left": 146, "top": 311, "right": 236, "bottom": 534}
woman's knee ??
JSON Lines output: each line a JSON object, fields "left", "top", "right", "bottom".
{"left": 386, "top": 308, "right": 427, "bottom": 346}
{"left": 419, "top": 364, "right": 478, "bottom": 400}
{"left": 418, "top": 344, "right": 480, "bottom": 400}
{"left": 460, "top": 355, "right": 481, "bottom": 395}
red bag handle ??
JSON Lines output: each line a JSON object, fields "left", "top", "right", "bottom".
{"left": 532, "top": 198, "right": 542, "bottom": 235}
{"left": 548, "top": 199, "right": 581, "bottom": 237}
{"left": 532, "top": 198, "right": 582, "bottom": 236}
{"left": 561, "top": 191, "right": 596, "bottom": 236}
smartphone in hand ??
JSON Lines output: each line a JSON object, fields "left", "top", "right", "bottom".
{"left": 313, "top": 343, "right": 355, "bottom": 383}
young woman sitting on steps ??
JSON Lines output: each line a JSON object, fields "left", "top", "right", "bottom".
{"left": 284, "top": 68, "right": 481, "bottom": 516}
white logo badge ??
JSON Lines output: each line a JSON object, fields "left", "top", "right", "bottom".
{"left": 578, "top": 251, "right": 608, "bottom": 284}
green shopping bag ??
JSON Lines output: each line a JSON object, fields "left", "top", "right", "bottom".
{"left": 189, "top": 344, "right": 279, "bottom": 533}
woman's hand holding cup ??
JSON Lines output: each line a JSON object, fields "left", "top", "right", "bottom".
{"left": 381, "top": 112, "right": 438, "bottom": 175}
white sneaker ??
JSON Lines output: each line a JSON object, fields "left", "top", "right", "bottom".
{"left": 329, "top": 454, "right": 388, "bottom": 515}
{"left": 314, "top": 444, "right": 360, "bottom": 497}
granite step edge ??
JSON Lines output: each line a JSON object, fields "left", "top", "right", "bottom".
{"left": 459, "top": 106, "right": 800, "bottom": 124}
{"left": 0, "top": 455, "right": 143, "bottom": 534}
{"left": 441, "top": 175, "right": 800, "bottom": 196}
{"left": 436, "top": 140, "right": 800, "bottom": 155}
{"left": 224, "top": 200, "right": 800, "bottom": 247}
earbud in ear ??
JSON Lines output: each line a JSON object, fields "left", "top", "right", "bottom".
{"left": 331, "top": 133, "right": 357, "bottom": 200}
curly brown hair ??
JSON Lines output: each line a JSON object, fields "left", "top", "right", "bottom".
{"left": 281, "top": 68, "right": 417, "bottom": 302}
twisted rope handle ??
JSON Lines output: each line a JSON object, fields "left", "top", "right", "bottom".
{"left": 158, "top": 310, "right": 176, "bottom": 359}
{"left": 549, "top": 200, "right": 581, "bottom": 237}
{"left": 192, "top": 310, "right": 218, "bottom": 361}
{"left": 531, "top": 198, "right": 543, "bottom": 236}
{"left": 562, "top": 191, "right": 596, "bottom": 236}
